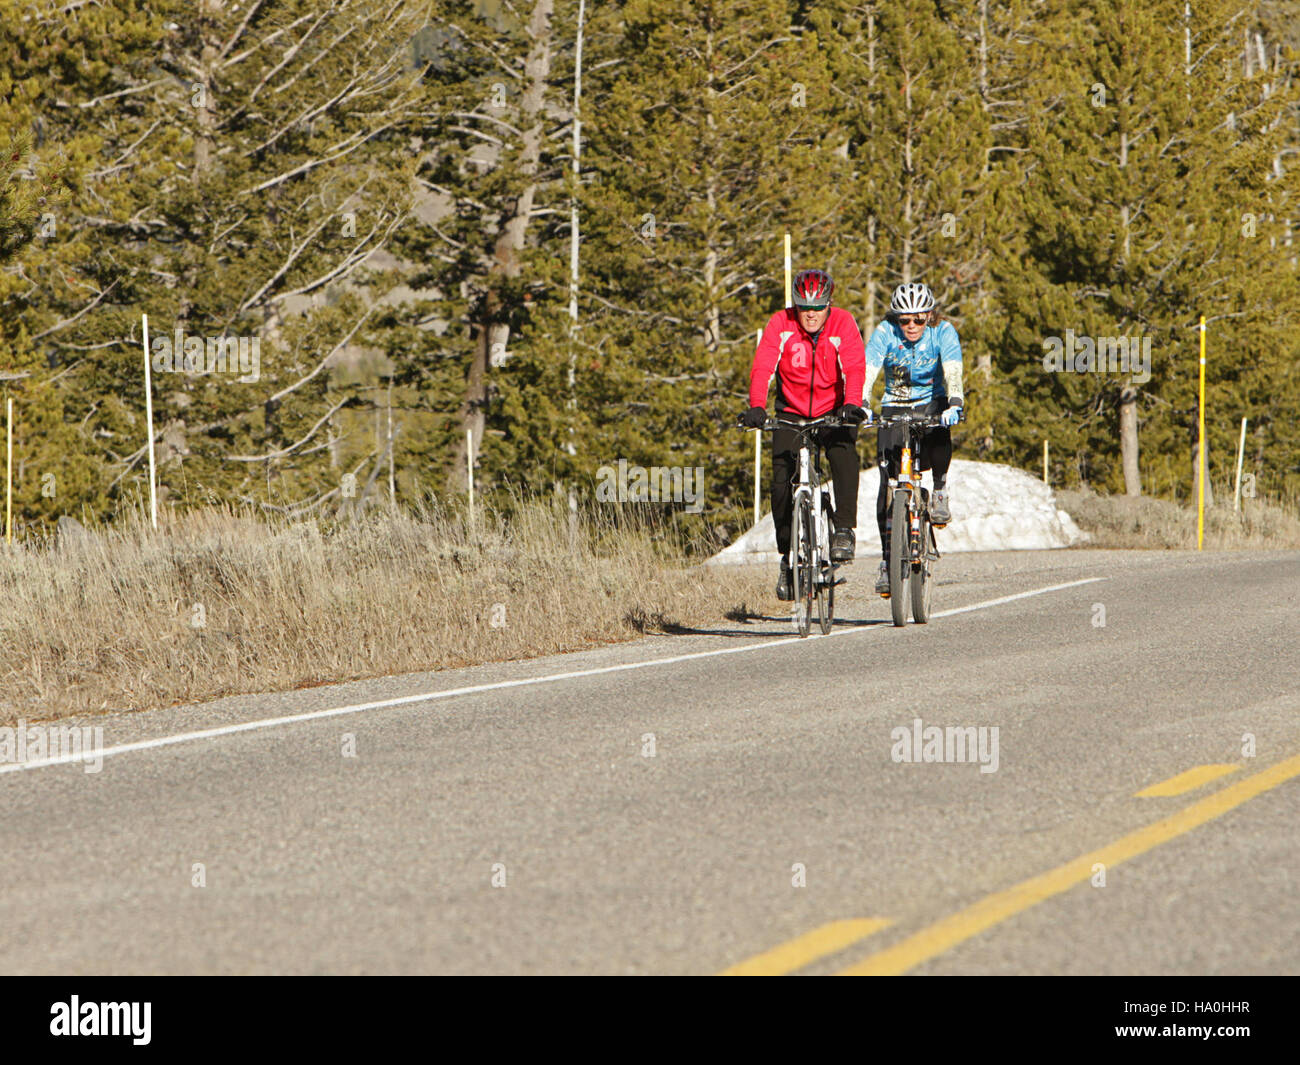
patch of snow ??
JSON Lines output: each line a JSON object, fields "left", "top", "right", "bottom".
{"left": 709, "top": 458, "right": 1089, "bottom": 564}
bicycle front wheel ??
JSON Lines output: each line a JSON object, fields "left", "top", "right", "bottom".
{"left": 792, "top": 495, "right": 813, "bottom": 637}
{"left": 910, "top": 512, "right": 933, "bottom": 624}
{"left": 889, "top": 491, "right": 909, "bottom": 627}
{"left": 817, "top": 494, "right": 833, "bottom": 634}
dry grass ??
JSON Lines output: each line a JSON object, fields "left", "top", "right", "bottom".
{"left": 0, "top": 500, "right": 769, "bottom": 723}
{"left": 1057, "top": 487, "right": 1300, "bottom": 549}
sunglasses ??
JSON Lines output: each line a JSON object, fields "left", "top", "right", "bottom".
{"left": 895, "top": 315, "right": 928, "bottom": 326}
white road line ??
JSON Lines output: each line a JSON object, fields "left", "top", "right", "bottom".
{"left": 929, "top": 580, "right": 1106, "bottom": 619}
{"left": 1, "top": 577, "right": 1105, "bottom": 777}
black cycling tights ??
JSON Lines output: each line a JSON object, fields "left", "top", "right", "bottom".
{"left": 875, "top": 404, "right": 952, "bottom": 555}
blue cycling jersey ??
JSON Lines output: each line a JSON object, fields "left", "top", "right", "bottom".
{"left": 863, "top": 318, "right": 964, "bottom": 408}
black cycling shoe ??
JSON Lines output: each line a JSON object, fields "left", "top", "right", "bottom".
{"left": 875, "top": 559, "right": 891, "bottom": 596}
{"left": 776, "top": 559, "right": 794, "bottom": 601}
{"left": 830, "top": 528, "right": 855, "bottom": 563}
{"left": 930, "top": 489, "right": 951, "bottom": 525}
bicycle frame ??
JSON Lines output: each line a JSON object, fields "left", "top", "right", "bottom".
{"left": 793, "top": 431, "right": 833, "bottom": 577}
{"left": 776, "top": 415, "right": 839, "bottom": 579}
{"left": 880, "top": 412, "right": 943, "bottom": 571}
{"left": 740, "top": 412, "right": 844, "bottom": 636}
{"left": 897, "top": 431, "right": 925, "bottom": 565}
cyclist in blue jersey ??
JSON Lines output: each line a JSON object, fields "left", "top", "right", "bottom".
{"left": 863, "top": 283, "right": 964, "bottom": 596}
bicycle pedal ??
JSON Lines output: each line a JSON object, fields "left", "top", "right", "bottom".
{"left": 931, "top": 521, "right": 948, "bottom": 529}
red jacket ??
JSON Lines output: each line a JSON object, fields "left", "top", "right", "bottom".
{"left": 748, "top": 306, "right": 866, "bottom": 418}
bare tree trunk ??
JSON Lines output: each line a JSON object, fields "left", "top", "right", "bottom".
{"left": 449, "top": 0, "right": 554, "bottom": 495}
{"left": 703, "top": 28, "right": 720, "bottom": 358}
{"left": 975, "top": 0, "right": 992, "bottom": 395}
{"left": 1119, "top": 385, "right": 1141, "bottom": 496}
{"left": 703, "top": 230, "right": 719, "bottom": 353}
{"left": 864, "top": 12, "right": 877, "bottom": 327}
{"left": 1116, "top": 107, "right": 1136, "bottom": 492}
{"left": 451, "top": 320, "right": 503, "bottom": 493}
{"left": 565, "top": 0, "right": 586, "bottom": 530}
{"left": 194, "top": 1, "right": 221, "bottom": 178}
{"left": 901, "top": 60, "right": 914, "bottom": 283}
{"left": 162, "top": 0, "right": 225, "bottom": 489}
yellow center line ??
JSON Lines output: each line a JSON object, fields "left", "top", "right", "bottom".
{"left": 1136, "top": 764, "right": 1241, "bottom": 797}
{"left": 838, "top": 752, "right": 1300, "bottom": 976}
{"left": 720, "top": 918, "right": 893, "bottom": 976}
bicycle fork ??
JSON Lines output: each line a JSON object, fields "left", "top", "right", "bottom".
{"left": 797, "top": 445, "right": 822, "bottom": 568}
{"left": 886, "top": 443, "right": 929, "bottom": 568}
{"left": 794, "top": 444, "right": 837, "bottom": 583}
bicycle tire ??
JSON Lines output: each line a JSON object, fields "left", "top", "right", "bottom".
{"left": 817, "top": 493, "right": 834, "bottom": 634}
{"left": 889, "top": 491, "right": 909, "bottom": 627}
{"left": 910, "top": 511, "right": 933, "bottom": 624}
{"left": 792, "top": 495, "right": 812, "bottom": 637}
{"left": 820, "top": 574, "right": 834, "bottom": 634}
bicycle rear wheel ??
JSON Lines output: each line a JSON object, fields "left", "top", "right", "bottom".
{"left": 889, "top": 491, "right": 909, "bottom": 627}
{"left": 910, "top": 512, "right": 933, "bottom": 623}
{"left": 792, "top": 496, "right": 813, "bottom": 637}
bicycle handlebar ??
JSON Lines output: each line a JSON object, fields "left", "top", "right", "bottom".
{"left": 875, "top": 411, "right": 948, "bottom": 430}
{"left": 735, "top": 413, "right": 848, "bottom": 432}
{"left": 738, "top": 410, "right": 956, "bottom": 433}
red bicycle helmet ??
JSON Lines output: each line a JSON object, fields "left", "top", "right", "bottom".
{"left": 792, "top": 268, "right": 833, "bottom": 309}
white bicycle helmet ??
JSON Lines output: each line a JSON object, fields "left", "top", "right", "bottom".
{"left": 889, "top": 282, "right": 935, "bottom": 316}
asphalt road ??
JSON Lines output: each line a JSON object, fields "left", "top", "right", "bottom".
{"left": 2, "top": 548, "right": 1298, "bottom": 975}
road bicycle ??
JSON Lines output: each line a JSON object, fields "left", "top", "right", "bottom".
{"left": 740, "top": 413, "right": 846, "bottom": 637}
{"left": 876, "top": 410, "right": 951, "bottom": 627}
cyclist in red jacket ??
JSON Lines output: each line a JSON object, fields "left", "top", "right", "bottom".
{"left": 740, "top": 268, "right": 869, "bottom": 600}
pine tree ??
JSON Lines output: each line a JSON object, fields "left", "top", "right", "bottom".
{"left": 2, "top": 0, "right": 430, "bottom": 526}
{"left": 815, "top": 0, "right": 1031, "bottom": 464}
{"left": 562, "top": 0, "right": 850, "bottom": 541}
{"left": 394, "top": 0, "right": 571, "bottom": 504}
{"left": 0, "top": 131, "right": 52, "bottom": 265}
{"left": 0, "top": 0, "right": 161, "bottom": 528}
{"left": 990, "top": 0, "right": 1300, "bottom": 499}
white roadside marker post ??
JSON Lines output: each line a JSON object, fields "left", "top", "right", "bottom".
{"left": 466, "top": 427, "right": 475, "bottom": 530}
{"left": 5, "top": 395, "right": 12, "bottom": 545}
{"left": 754, "top": 327, "right": 762, "bottom": 526}
{"left": 142, "top": 313, "right": 158, "bottom": 530}
{"left": 1233, "top": 416, "right": 1248, "bottom": 512}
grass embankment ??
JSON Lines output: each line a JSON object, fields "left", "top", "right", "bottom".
{"left": 1057, "top": 487, "right": 1300, "bottom": 549}
{"left": 0, "top": 502, "right": 769, "bottom": 723}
